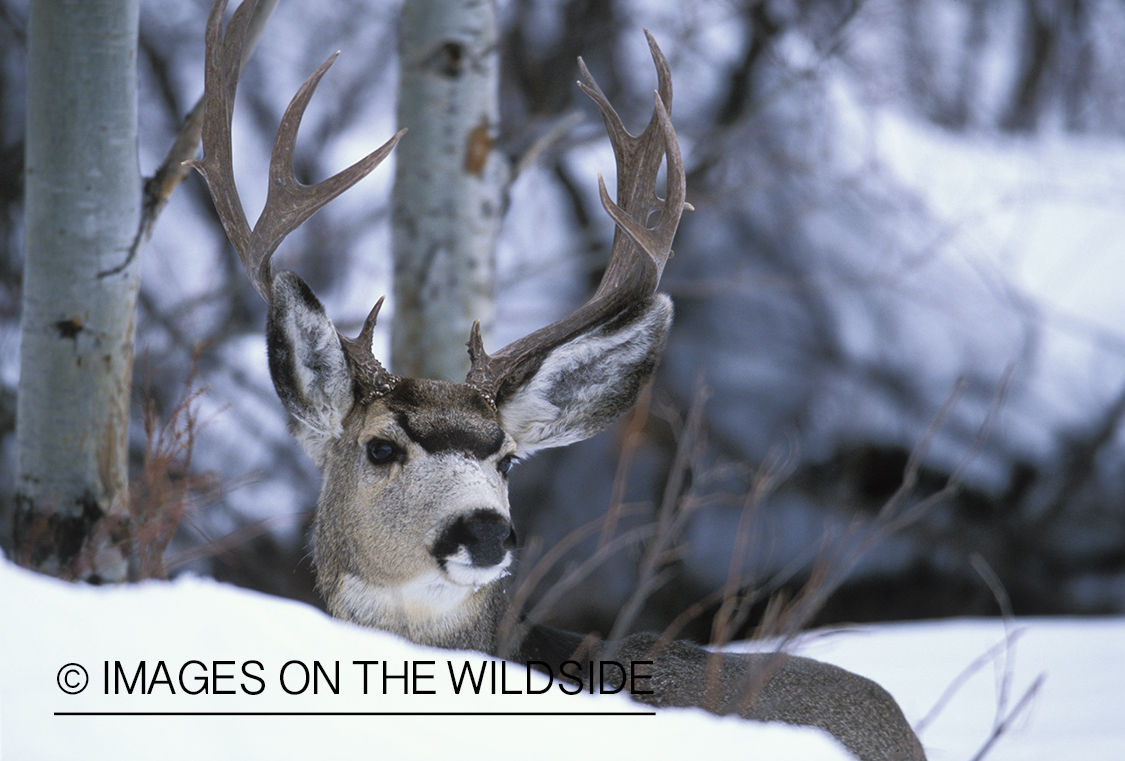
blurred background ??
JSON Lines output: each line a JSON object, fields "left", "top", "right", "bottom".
{"left": 2, "top": 0, "right": 1124, "bottom": 643}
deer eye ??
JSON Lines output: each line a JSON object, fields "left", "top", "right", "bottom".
{"left": 497, "top": 454, "right": 517, "bottom": 477}
{"left": 366, "top": 439, "right": 402, "bottom": 466}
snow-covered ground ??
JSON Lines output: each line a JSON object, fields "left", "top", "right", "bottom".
{"left": 2, "top": 558, "right": 1121, "bottom": 761}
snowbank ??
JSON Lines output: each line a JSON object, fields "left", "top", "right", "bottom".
{"left": 2, "top": 559, "right": 1122, "bottom": 760}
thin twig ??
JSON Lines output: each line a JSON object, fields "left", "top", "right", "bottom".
{"left": 968, "top": 674, "right": 1045, "bottom": 761}
{"left": 915, "top": 633, "right": 1023, "bottom": 734}
{"left": 496, "top": 504, "right": 647, "bottom": 657}
{"left": 606, "top": 378, "right": 710, "bottom": 645}
{"left": 513, "top": 111, "right": 584, "bottom": 179}
{"left": 599, "top": 384, "right": 653, "bottom": 549}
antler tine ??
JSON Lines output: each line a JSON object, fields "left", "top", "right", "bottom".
{"left": 578, "top": 30, "right": 685, "bottom": 291}
{"left": 466, "top": 33, "right": 687, "bottom": 405}
{"left": 189, "top": 0, "right": 405, "bottom": 303}
{"left": 593, "top": 90, "right": 684, "bottom": 289}
{"left": 338, "top": 296, "right": 398, "bottom": 403}
{"left": 253, "top": 56, "right": 406, "bottom": 295}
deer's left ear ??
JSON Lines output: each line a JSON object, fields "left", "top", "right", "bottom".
{"left": 495, "top": 295, "right": 671, "bottom": 457}
{"left": 266, "top": 271, "right": 355, "bottom": 464}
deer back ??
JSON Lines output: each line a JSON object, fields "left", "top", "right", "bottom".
{"left": 519, "top": 626, "right": 926, "bottom": 761}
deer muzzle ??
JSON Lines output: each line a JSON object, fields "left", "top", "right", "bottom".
{"left": 431, "top": 509, "right": 516, "bottom": 585}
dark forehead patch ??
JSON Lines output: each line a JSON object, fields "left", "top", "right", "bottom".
{"left": 385, "top": 378, "right": 504, "bottom": 459}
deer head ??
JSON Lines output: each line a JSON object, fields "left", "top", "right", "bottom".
{"left": 190, "top": 0, "right": 686, "bottom": 652}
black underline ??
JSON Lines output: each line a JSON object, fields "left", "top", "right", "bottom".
{"left": 55, "top": 711, "right": 655, "bottom": 717}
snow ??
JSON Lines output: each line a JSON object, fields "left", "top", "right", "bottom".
{"left": 788, "top": 619, "right": 1125, "bottom": 761}
{"left": 3, "top": 559, "right": 1122, "bottom": 761}
{"left": 843, "top": 77, "right": 1125, "bottom": 446}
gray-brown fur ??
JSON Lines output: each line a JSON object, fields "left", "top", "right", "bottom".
{"left": 192, "top": 3, "right": 925, "bottom": 759}
{"left": 515, "top": 625, "right": 924, "bottom": 761}
{"left": 609, "top": 634, "right": 924, "bottom": 761}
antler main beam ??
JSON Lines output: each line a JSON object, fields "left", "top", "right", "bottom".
{"left": 188, "top": 0, "right": 404, "bottom": 400}
{"left": 465, "top": 31, "right": 688, "bottom": 405}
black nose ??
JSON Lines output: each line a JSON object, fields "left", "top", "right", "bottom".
{"left": 432, "top": 510, "right": 516, "bottom": 568}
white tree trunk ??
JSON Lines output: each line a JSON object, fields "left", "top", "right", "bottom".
{"left": 16, "top": 0, "right": 142, "bottom": 580}
{"left": 392, "top": 0, "right": 506, "bottom": 381}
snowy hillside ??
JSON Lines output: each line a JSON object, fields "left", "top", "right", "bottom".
{"left": 2, "top": 559, "right": 1122, "bottom": 760}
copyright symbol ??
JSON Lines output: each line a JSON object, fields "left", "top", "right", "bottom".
{"left": 57, "top": 663, "right": 88, "bottom": 695}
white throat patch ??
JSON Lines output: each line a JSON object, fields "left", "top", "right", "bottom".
{"left": 338, "top": 570, "right": 489, "bottom": 629}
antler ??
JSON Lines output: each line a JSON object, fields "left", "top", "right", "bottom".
{"left": 465, "top": 31, "right": 688, "bottom": 405}
{"left": 188, "top": 0, "right": 405, "bottom": 401}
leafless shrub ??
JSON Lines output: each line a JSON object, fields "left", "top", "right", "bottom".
{"left": 13, "top": 358, "right": 226, "bottom": 581}
{"left": 500, "top": 365, "right": 1014, "bottom": 720}
{"left": 124, "top": 361, "right": 211, "bottom": 579}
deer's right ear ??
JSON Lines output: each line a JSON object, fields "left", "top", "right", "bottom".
{"left": 266, "top": 271, "right": 354, "bottom": 464}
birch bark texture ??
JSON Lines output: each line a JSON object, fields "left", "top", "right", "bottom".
{"left": 16, "top": 0, "right": 142, "bottom": 579}
{"left": 392, "top": 0, "right": 507, "bottom": 381}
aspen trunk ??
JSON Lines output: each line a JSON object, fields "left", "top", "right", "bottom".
{"left": 391, "top": 0, "right": 506, "bottom": 381}
{"left": 15, "top": 0, "right": 142, "bottom": 580}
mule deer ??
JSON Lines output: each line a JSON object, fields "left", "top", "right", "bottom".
{"left": 190, "top": 2, "right": 924, "bottom": 759}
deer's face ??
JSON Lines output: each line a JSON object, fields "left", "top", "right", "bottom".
{"left": 192, "top": 0, "right": 683, "bottom": 649}
{"left": 312, "top": 379, "right": 519, "bottom": 627}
